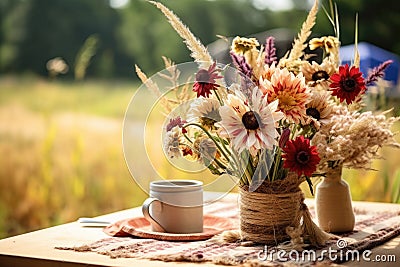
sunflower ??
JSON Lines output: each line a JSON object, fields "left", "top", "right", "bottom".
{"left": 303, "top": 91, "right": 335, "bottom": 130}
{"left": 219, "top": 87, "right": 283, "bottom": 156}
{"left": 193, "top": 62, "right": 223, "bottom": 98}
{"left": 330, "top": 64, "right": 366, "bottom": 104}
{"left": 301, "top": 59, "right": 336, "bottom": 90}
{"left": 282, "top": 135, "right": 320, "bottom": 177}
{"left": 259, "top": 68, "right": 311, "bottom": 124}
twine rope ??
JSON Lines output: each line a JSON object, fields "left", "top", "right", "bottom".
{"left": 239, "top": 188, "right": 303, "bottom": 244}
{"left": 325, "top": 165, "right": 343, "bottom": 182}
{"left": 238, "top": 187, "right": 336, "bottom": 246}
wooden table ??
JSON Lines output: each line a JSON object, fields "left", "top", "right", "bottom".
{"left": 0, "top": 194, "right": 399, "bottom": 267}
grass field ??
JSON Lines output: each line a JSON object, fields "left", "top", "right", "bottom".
{"left": 0, "top": 76, "right": 147, "bottom": 238}
{"left": 0, "top": 76, "right": 399, "bottom": 238}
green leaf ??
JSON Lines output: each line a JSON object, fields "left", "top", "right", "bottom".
{"left": 305, "top": 176, "right": 314, "bottom": 196}
{"left": 391, "top": 170, "right": 400, "bottom": 203}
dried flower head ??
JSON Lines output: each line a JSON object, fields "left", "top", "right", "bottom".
{"left": 192, "top": 136, "right": 218, "bottom": 165}
{"left": 231, "top": 36, "right": 259, "bottom": 55}
{"left": 166, "top": 116, "right": 187, "bottom": 133}
{"left": 46, "top": 57, "right": 69, "bottom": 77}
{"left": 301, "top": 59, "right": 336, "bottom": 90}
{"left": 303, "top": 91, "right": 335, "bottom": 129}
{"left": 164, "top": 127, "right": 182, "bottom": 158}
{"left": 309, "top": 36, "right": 340, "bottom": 54}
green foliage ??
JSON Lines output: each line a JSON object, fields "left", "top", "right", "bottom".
{"left": 315, "top": 0, "right": 400, "bottom": 51}
{"left": 0, "top": 0, "right": 120, "bottom": 77}
{"left": 392, "top": 170, "right": 400, "bottom": 203}
{"left": 2, "top": 0, "right": 398, "bottom": 79}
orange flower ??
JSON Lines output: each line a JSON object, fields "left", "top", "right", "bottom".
{"left": 260, "top": 68, "right": 311, "bottom": 124}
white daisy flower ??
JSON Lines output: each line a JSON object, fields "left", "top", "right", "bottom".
{"left": 187, "top": 97, "right": 221, "bottom": 128}
{"left": 219, "top": 87, "right": 284, "bottom": 156}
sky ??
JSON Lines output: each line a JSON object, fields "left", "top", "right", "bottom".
{"left": 251, "top": 0, "right": 294, "bottom": 11}
{"left": 109, "top": 0, "right": 305, "bottom": 11}
{"left": 109, "top": 0, "right": 129, "bottom": 9}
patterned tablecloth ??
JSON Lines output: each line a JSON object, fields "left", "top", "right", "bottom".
{"left": 57, "top": 196, "right": 400, "bottom": 266}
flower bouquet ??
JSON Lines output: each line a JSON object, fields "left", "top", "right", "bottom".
{"left": 135, "top": 0, "right": 399, "bottom": 245}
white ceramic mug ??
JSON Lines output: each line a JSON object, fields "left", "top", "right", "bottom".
{"left": 142, "top": 180, "right": 203, "bottom": 233}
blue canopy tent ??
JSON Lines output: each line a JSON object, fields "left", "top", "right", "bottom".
{"left": 340, "top": 42, "right": 400, "bottom": 91}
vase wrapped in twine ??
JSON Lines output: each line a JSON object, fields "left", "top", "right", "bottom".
{"left": 235, "top": 173, "right": 335, "bottom": 247}
{"left": 239, "top": 188, "right": 303, "bottom": 244}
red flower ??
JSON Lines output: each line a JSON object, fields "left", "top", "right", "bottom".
{"left": 166, "top": 117, "right": 187, "bottom": 133}
{"left": 181, "top": 146, "right": 193, "bottom": 156}
{"left": 282, "top": 136, "right": 320, "bottom": 177}
{"left": 329, "top": 64, "right": 366, "bottom": 104}
{"left": 193, "top": 62, "right": 223, "bottom": 98}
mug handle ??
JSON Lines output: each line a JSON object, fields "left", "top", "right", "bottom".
{"left": 142, "top": 198, "right": 166, "bottom": 232}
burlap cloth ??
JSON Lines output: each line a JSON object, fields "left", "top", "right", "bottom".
{"left": 56, "top": 198, "right": 400, "bottom": 266}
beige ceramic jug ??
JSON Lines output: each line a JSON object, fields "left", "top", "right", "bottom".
{"left": 315, "top": 166, "right": 355, "bottom": 233}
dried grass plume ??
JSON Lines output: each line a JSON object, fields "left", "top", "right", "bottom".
{"left": 149, "top": 1, "right": 213, "bottom": 66}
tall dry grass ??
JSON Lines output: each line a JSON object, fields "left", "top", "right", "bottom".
{"left": 0, "top": 77, "right": 147, "bottom": 238}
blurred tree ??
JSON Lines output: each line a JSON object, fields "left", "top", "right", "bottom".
{"left": 0, "top": 0, "right": 29, "bottom": 72}
{"left": 0, "top": 0, "right": 399, "bottom": 79}
{"left": 313, "top": 0, "right": 400, "bottom": 54}
{"left": 5, "top": 0, "right": 121, "bottom": 78}
{"left": 117, "top": 0, "right": 294, "bottom": 74}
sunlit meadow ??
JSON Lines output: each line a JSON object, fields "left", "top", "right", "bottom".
{"left": 0, "top": 76, "right": 399, "bottom": 238}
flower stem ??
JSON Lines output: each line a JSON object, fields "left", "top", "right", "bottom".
{"left": 214, "top": 90, "right": 224, "bottom": 106}
{"left": 183, "top": 133, "right": 193, "bottom": 144}
{"left": 215, "top": 133, "right": 232, "bottom": 157}
{"left": 215, "top": 134, "right": 240, "bottom": 173}
{"left": 213, "top": 158, "right": 227, "bottom": 169}
{"left": 271, "top": 147, "right": 282, "bottom": 181}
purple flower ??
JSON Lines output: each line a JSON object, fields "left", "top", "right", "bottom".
{"left": 365, "top": 60, "right": 393, "bottom": 86}
{"left": 264, "top": 36, "right": 277, "bottom": 66}
{"left": 166, "top": 117, "right": 187, "bottom": 133}
{"left": 230, "top": 52, "right": 252, "bottom": 78}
